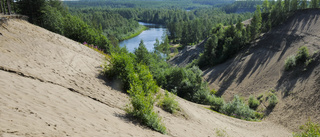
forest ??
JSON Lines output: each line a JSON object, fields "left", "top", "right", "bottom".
{"left": 66, "top": 1, "right": 252, "bottom": 46}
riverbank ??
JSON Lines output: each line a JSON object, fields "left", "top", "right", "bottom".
{"left": 119, "top": 25, "right": 148, "bottom": 41}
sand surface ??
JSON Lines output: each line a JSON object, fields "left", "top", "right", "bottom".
{"left": 0, "top": 17, "right": 292, "bottom": 136}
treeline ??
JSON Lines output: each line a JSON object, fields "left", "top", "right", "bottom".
{"left": 222, "top": 0, "right": 263, "bottom": 13}
{"left": 14, "top": 0, "right": 111, "bottom": 52}
{"left": 69, "top": 6, "right": 252, "bottom": 46}
{"left": 198, "top": 0, "right": 319, "bottom": 69}
{"left": 64, "top": 0, "right": 233, "bottom": 9}
{"left": 166, "top": 8, "right": 252, "bottom": 45}
{"left": 0, "top": 0, "right": 14, "bottom": 15}
{"left": 70, "top": 8, "right": 142, "bottom": 43}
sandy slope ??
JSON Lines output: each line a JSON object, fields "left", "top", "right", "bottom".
{"left": 0, "top": 18, "right": 291, "bottom": 136}
{"left": 202, "top": 9, "right": 320, "bottom": 131}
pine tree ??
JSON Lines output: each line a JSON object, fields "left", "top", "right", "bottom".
{"left": 16, "top": 0, "right": 46, "bottom": 25}
{"left": 291, "top": 0, "right": 298, "bottom": 11}
{"left": 284, "top": 0, "right": 290, "bottom": 12}
{"left": 135, "top": 40, "right": 151, "bottom": 65}
{"left": 250, "top": 6, "right": 262, "bottom": 40}
{"left": 311, "top": 0, "right": 319, "bottom": 8}
{"left": 262, "top": 0, "right": 270, "bottom": 13}
{"left": 236, "top": 19, "right": 244, "bottom": 31}
{"left": 300, "top": 0, "right": 307, "bottom": 9}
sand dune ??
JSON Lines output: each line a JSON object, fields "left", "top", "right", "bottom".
{"left": 202, "top": 9, "right": 320, "bottom": 131}
{"left": 0, "top": 18, "right": 291, "bottom": 136}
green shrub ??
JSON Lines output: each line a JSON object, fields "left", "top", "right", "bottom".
{"left": 208, "top": 95, "right": 225, "bottom": 111}
{"left": 105, "top": 52, "right": 166, "bottom": 134}
{"left": 220, "top": 95, "right": 256, "bottom": 120}
{"left": 210, "top": 88, "right": 218, "bottom": 95}
{"left": 248, "top": 95, "right": 260, "bottom": 110}
{"left": 295, "top": 46, "right": 309, "bottom": 64}
{"left": 126, "top": 83, "right": 166, "bottom": 134}
{"left": 158, "top": 91, "right": 179, "bottom": 114}
{"left": 293, "top": 119, "right": 320, "bottom": 137}
{"left": 268, "top": 93, "right": 278, "bottom": 108}
{"left": 255, "top": 112, "right": 264, "bottom": 119}
{"left": 285, "top": 55, "right": 296, "bottom": 71}
{"left": 103, "top": 52, "right": 135, "bottom": 91}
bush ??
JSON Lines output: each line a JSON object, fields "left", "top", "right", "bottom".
{"left": 248, "top": 95, "right": 260, "bottom": 110}
{"left": 295, "top": 46, "right": 309, "bottom": 64}
{"left": 103, "top": 52, "right": 135, "bottom": 91}
{"left": 163, "top": 66, "right": 208, "bottom": 102}
{"left": 285, "top": 55, "right": 296, "bottom": 71}
{"left": 210, "top": 88, "right": 218, "bottom": 95}
{"left": 285, "top": 46, "right": 310, "bottom": 71}
{"left": 126, "top": 83, "right": 166, "bottom": 134}
{"left": 208, "top": 95, "right": 225, "bottom": 111}
{"left": 220, "top": 95, "right": 256, "bottom": 120}
{"left": 293, "top": 119, "right": 320, "bottom": 137}
{"left": 268, "top": 93, "right": 278, "bottom": 108}
{"left": 105, "top": 52, "right": 167, "bottom": 134}
{"left": 255, "top": 112, "right": 264, "bottom": 119}
{"left": 158, "top": 91, "right": 179, "bottom": 114}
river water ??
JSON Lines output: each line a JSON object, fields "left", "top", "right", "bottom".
{"left": 119, "top": 22, "right": 167, "bottom": 52}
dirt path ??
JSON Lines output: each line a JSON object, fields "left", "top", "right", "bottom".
{"left": 0, "top": 18, "right": 291, "bottom": 137}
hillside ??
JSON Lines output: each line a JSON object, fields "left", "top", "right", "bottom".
{"left": 199, "top": 9, "right": 320, "bottom": 131}
{"left": 168, "top": 38, "right": 206, "bottom": 67}
{"left": 0, "top": 17, "right": 291, "bottom": 136}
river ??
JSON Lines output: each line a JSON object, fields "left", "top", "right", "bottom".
{"left": 119, "top": 22, "right": 167, "bottom": 52}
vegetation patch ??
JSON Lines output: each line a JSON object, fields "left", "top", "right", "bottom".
{"left": 158, "top": 91, "right": 180, "bottom": 114}
{"left": 220, "top": 95, "right": 257, "bottom": 121}
{"left": 285, "top": 46, "right": 311, "bottom": 71}
{"left": 285, "top": 55, "right": 296, "bottom": 70}
{"left": 103, "top": 51, "right": 166, "bottom": 134}
{"left": 119, "top": 25, "right": 148, "bottom": 41}
{"left": 293, "top": 119, "right": 320, "bottom": 137}
{"left": 215, "top": 128, "right": 229, "bottom": 137}
{"left": 267, "top": 92, "right": 278, "bottom": 108}
{"left": 83, "top": 42, "right": 110, "bottom": 59}
{"left": 248, "top": 95, "right": 260, "bottom": 110}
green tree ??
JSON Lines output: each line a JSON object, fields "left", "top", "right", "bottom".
{"left": 250, "top": 5, "right": 262, "bottom": 40}
{"left": 154, "top": 38, "right": 161, "bottom": 53}
{"left": 16, "top": 0, "right": 46, "bottom": 25}
{"left": 199, "top": 35, "right": 218, "bottom": 67}
{"left": 291, "top": 0, "right": 298, "bottom": 11}
{"left": 236, "top": 19, "right": 244, "bottom": 31}
{"left": 41, "top": 4, "right": 64, "bottom": 34}
{"left": 300, "top": 0, "right": 307, "bottom": 9}
{"left": 135, "top": 40, "right": 151, "bottom": 65}
{"left": 284, "top": 0, "right": 290, "bottom": 12}
{"left": 262, "top": 0, "right": 270, "bottom": 13}
{"left": 311, "top": 0, "right": 319, "bottom": 8}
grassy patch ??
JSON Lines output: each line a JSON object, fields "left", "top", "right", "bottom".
{"left": 293, "top": 119, "right": 320, "bottom": 137}
{"left": 215, "top": 128, "right": 229, "bottom": 137}
{"left": 119, "top": 25, "right": 148, "bottom": 41}
{"left": 83, "top": 42, "right": 110, "bottom": 59}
